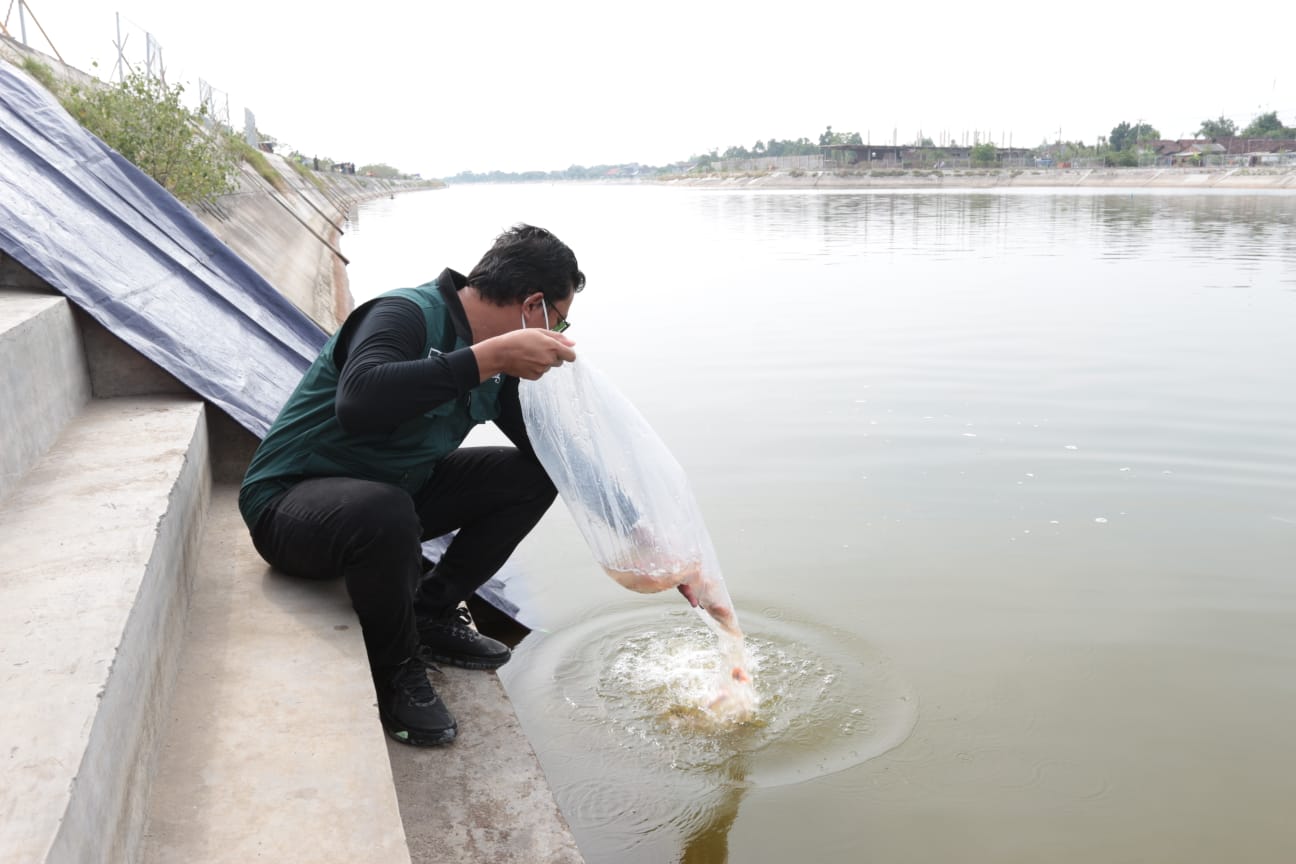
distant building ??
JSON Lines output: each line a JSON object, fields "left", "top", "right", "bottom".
{"left": 821, "top": 143, "right": 1034, "bottom": 167}
{"left": 1150, "top": 137, "right": 1296, "bottom": 167}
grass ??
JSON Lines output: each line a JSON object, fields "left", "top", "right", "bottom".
{"left": 20, "top": 57, "right": 58, "bottom": 93}
{"left": 287, "top": 157, "right": 326, "bottom": 192}
{"left": 233, "top": 139, "right": 289, "bottom": 193}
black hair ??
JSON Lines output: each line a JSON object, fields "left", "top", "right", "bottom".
{"left": 466, "top": 224, "right": 585, "bottom": 306}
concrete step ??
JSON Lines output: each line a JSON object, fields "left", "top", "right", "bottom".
{"left": 141, "top": 484, "right": 411, "bottom": 864}
{"left": 388, "top": 665, "right": 584, "bottom": 864}
{"left": 0, "top": 396, "right": 210, "bottom": 863}
{"left": 0, "top": 288, "right": 91, "bottom": 503}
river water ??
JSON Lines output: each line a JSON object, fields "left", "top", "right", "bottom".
{"left": 344, "top": 184, "right": 1296, "bottom": 864}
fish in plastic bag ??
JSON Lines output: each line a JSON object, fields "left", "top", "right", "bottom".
{"left": 520, "top": 359, "right": 756, "bottom": 718}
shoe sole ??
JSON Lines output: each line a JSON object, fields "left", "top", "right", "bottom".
{"left": 383, "top": 723, "right": 457, "bottom": 747}
{"left": 420, "top": 649, "right": 510, "bottom": 671}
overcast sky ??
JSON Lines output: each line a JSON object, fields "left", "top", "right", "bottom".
{"left": 14, "top": 0, "right": 1293, "bottom": 177}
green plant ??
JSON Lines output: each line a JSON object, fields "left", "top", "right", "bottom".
{"left": 1197, "top": 115, "right": 1236, "bottom": 138}
{"left": 358, "top": 163, "right": 403, "bottom": 179}
{"left": 60, "top": 71, "right": 238, "bottom": 203}
{"left": 231, "top": 138, "right": 289, "bottom": 193}
{"left": 970, "top": 142, "right": 998, "bottom": 166}
{"left": 286, "top": 156, "right": 326, "bottom": 191}
{"left": 20, "top": 57, "right": 58, "bottom": 93}
{"left": 1242, "top": 110, "right": 1295, "bottom": 138}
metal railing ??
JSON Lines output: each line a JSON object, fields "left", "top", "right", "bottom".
{"left": 110, "top": 13, "right": 165, "bottom": 84}
{"left": 1, "top": 0, "right": 63, "bottom": 63}
{"left": 198, "top": 78, "right": 230, "bottom": 130}
{"left": 103, "top": 14, "right": 267, "bottom": 151}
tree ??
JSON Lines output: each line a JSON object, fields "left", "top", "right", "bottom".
{"left": 1110, "top": 121, "right": 1132, "bottom": 151}
{"left": 1110, "top": 120, "right": 1160, "bottom": 151}
{"left": 970, "top": 142, "right": 998, "bottom": 165}
{"left": 1130, "top": 122, "right": 1160, "bottom": 145}
{"left": 359, "top": 163, "right": 403, "bottom": 179}
{"left": 1197, "top": 115, "right": 1236, "bottom": 138}
{"left": 762, "top": 137, "right": 818, "bottom": 157}
{"left": 1242, "top": 111, "right": 1292, "bottom": 138}
{"left": 818, "top": 126, "right": 863, "bottom": 146}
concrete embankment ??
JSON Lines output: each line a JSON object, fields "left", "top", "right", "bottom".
{"left": 197, "top": 163, "right": 427, "bottom": 331}
{"left": 2, "top": 41, "right": 581, "bottom": 862}
{"left": 663, "top": 166, "right": 1296, "bottom": 191}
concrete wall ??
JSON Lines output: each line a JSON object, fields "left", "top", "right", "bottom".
{"left": 196, "top": 164, "right": 424, "bottom": 332}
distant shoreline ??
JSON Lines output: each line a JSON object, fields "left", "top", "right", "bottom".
{"left": 658, "top": 167, "right": 1296, "bottom": 192}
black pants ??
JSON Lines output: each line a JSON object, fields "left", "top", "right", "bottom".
{"left": 250, "top": 447, "right": 556, "bottom": 672}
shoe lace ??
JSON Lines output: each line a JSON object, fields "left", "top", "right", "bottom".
{"left": 428, "top": 606, "right": 474, "bottom": 635}
{"left": 396, "top": 659, "right": 439, "bottom": 707}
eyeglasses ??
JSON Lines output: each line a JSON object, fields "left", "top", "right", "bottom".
{"left": 544, "top": 297, "right": 570, "bottom": 334}
{"left": 523, "top": 297, "right": 570, "bottom": 333}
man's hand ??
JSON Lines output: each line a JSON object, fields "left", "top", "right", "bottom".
{"left": 473, "top": 330, "right": 576, "bottom": 381}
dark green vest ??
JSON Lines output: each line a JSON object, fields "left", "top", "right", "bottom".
{"left": 238, "top": 281, "right": 502, "bottom": 529}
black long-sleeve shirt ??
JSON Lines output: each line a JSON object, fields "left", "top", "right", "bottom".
{"left": 325, "top": 277, "right": 638, "bottom": 528}
{"left": 330, "top": 279, "right": 536, "bottom": 459}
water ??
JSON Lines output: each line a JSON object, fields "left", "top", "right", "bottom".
{"left": 344, "top": 184, "right": 1296, "bottom": 863}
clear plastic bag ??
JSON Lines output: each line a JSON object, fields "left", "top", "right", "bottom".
{"left": 521, "top": 359, "right": 756, "bottom": 717}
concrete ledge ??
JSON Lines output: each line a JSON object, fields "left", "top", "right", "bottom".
{"left": 388, "top": 666, "right": 584, "bottom": 864}
{"left": 0, "top": 289, "right": 91, "bottom": 502}
{"left": 143, "top": 485, "right": 411, "bottom": 863}
{"left": 0, "top": 397, "right": 209, "bottom": 863}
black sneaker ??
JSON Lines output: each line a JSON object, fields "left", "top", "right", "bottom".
{"left": 378, "top": 657, "right": 457, "bottom": 747}
{"left": 417, "top": 606, "right": 511, "bottom": 670}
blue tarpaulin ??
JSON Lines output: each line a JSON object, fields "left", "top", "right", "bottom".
{"left": 0, "top": 59, "right": 524, "bottom": 619}
{"left": 0, "top": 59, "right": 324, "bottom": 437}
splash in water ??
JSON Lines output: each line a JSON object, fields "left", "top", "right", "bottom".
{"left": 520, "top": 604, "right": 919, "bottom": 788}
{"left": 603, "top": 559, "right": 758, "bottom": 721}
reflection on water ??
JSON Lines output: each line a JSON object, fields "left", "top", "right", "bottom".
{"left": 346, "top": 186, "right": 1296, "bottom": 863}
{"left": 681, "top": 188, "right": 1296, "bottom": 276}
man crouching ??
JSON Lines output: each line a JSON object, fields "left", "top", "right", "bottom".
{"left": 239, "top": 224, "right": 580, "bottom": 745}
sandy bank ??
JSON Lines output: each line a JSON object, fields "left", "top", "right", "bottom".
{"left": 662, "top": 167, "right": 1296, "bottom": 192}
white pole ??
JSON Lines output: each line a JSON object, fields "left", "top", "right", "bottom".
{"left": 115, "top": 12, "right": 124, "bottom": 82}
